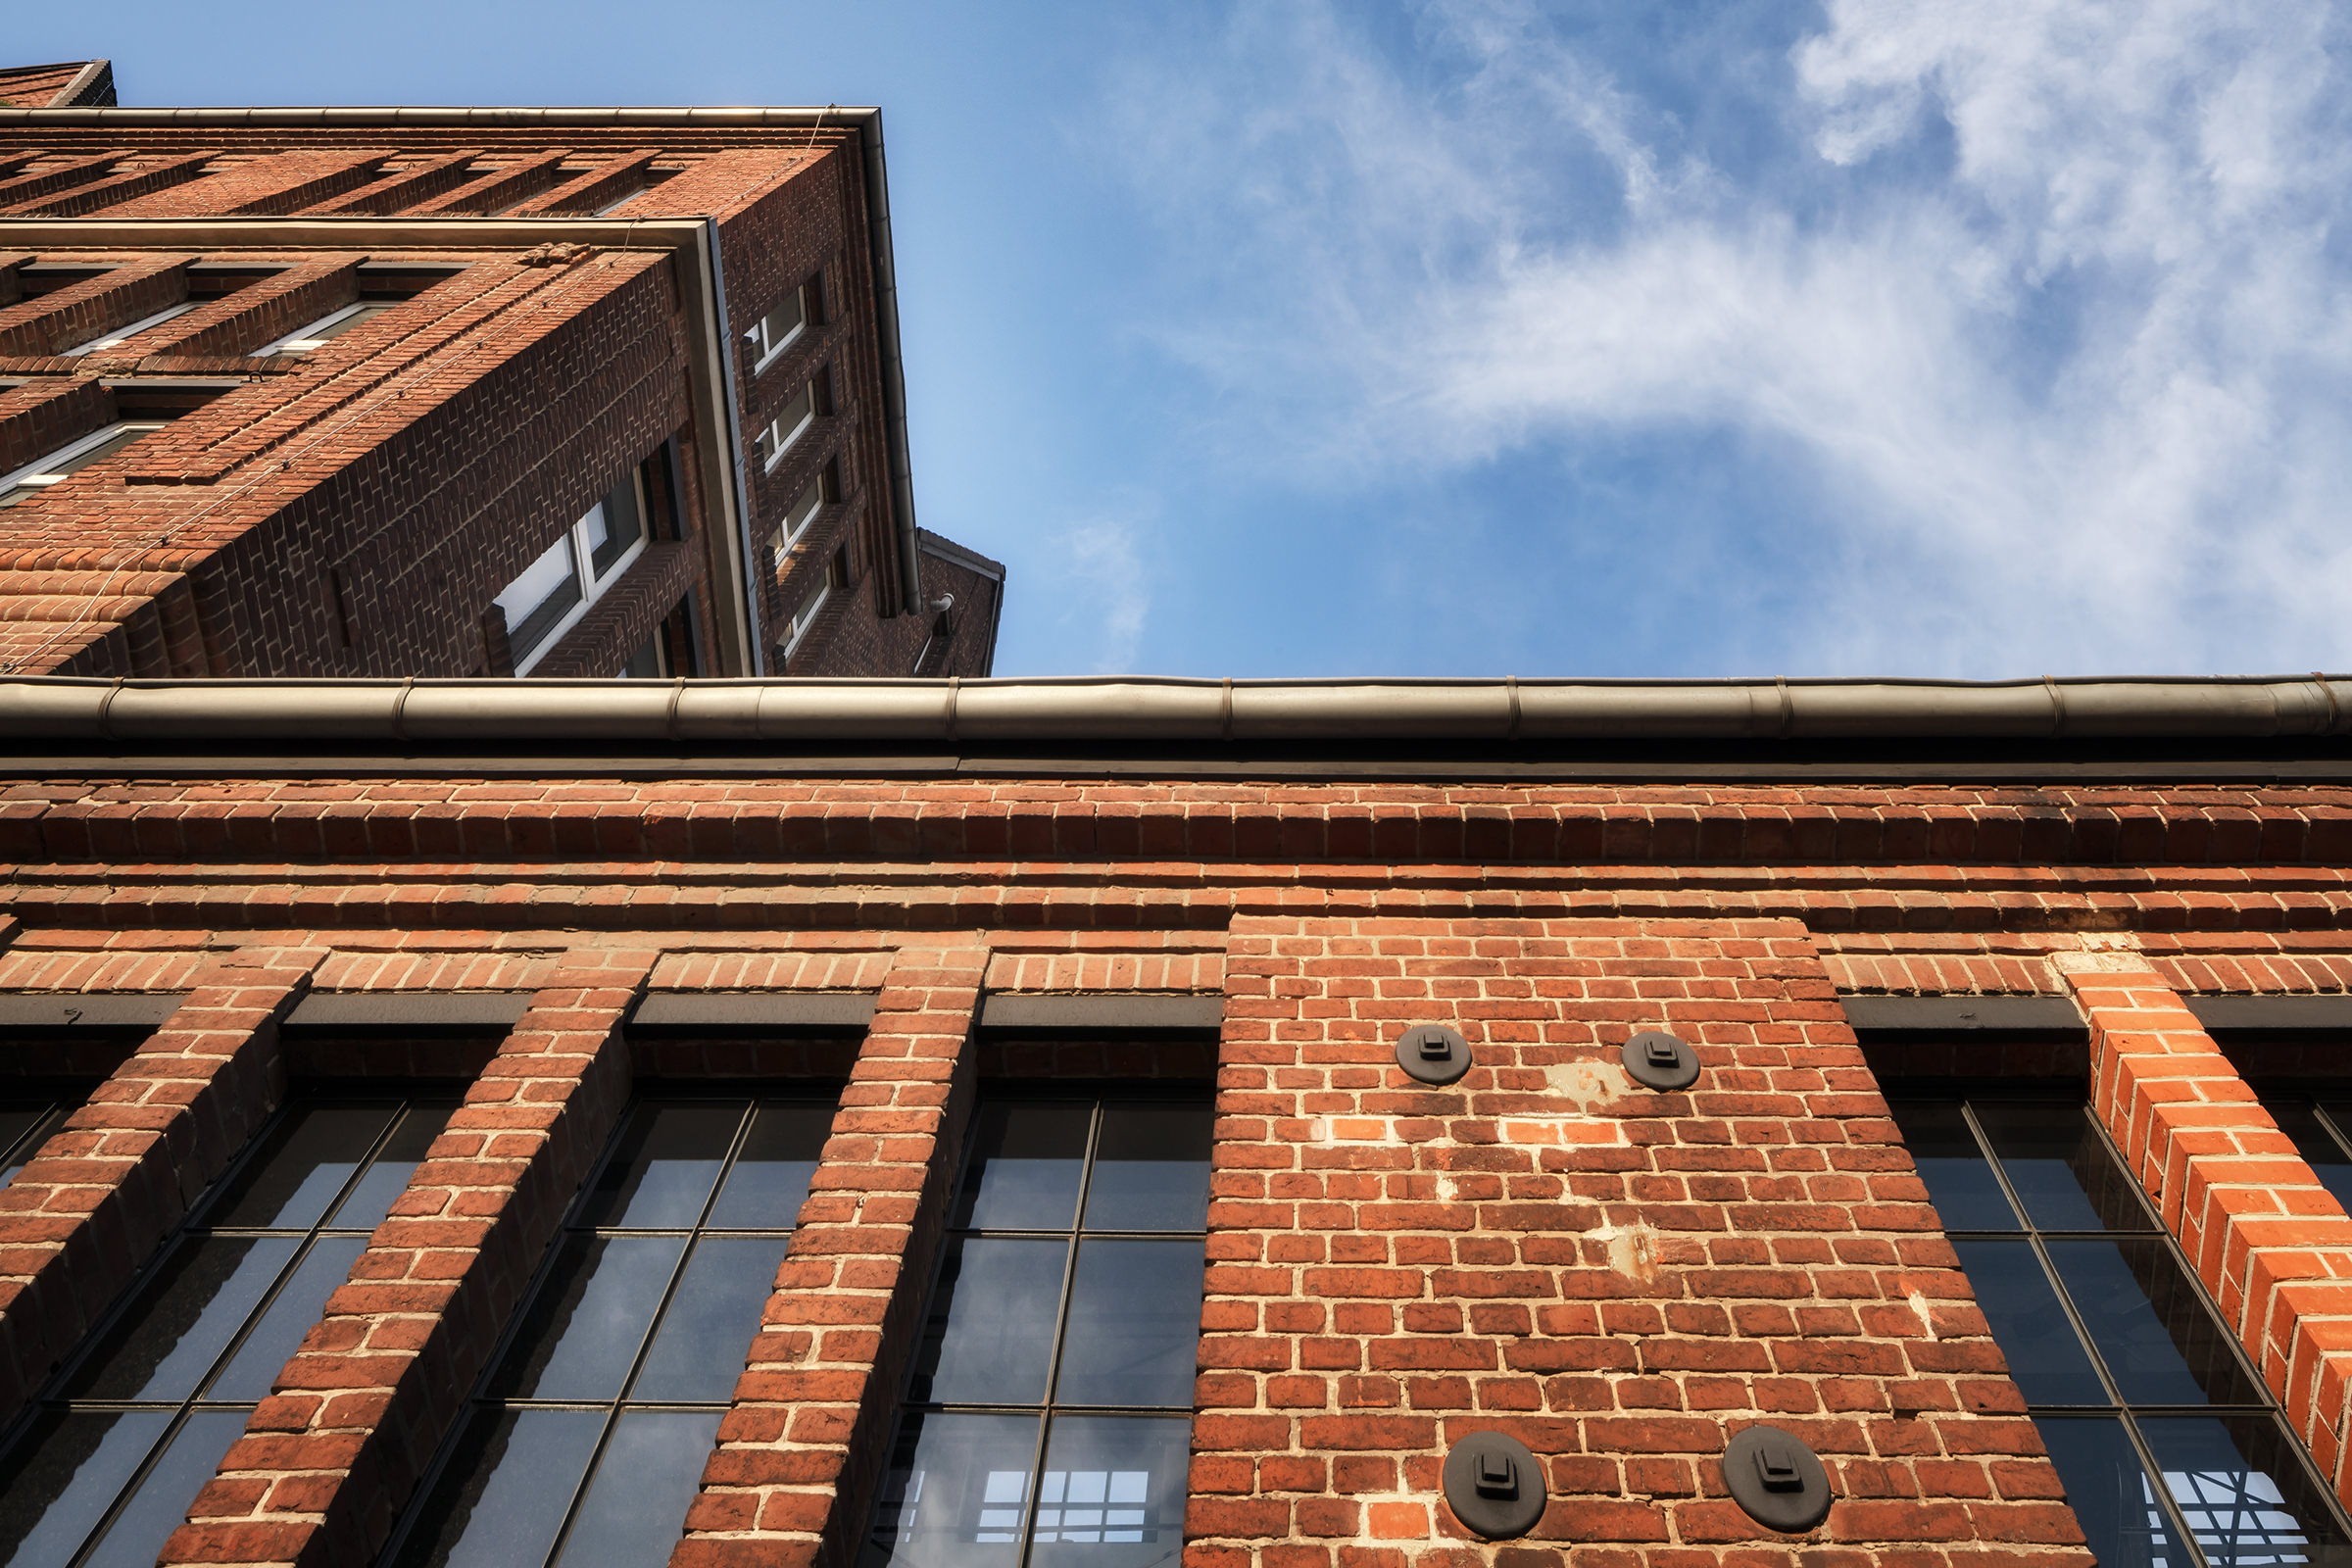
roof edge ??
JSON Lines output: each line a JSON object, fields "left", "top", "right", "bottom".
{"left": 0, "top": 675, "right": 2346, "bottom": 746}
{"left": 0, "top": 105, "right": 877, "bottom": 126}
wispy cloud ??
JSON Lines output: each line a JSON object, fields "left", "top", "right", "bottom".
{"left": 1033, "top": 504, "right": 1152, "bottom": 673}
{"left": 1097, "top": 0, "right": 2352, "bottom": 672}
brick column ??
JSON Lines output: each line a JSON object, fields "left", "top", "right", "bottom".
{"left": 161, "top": 949, "right": 654, "bottom": 1568}
{"left": 674, "top": 944, "right": 987, "bottom": 1568}
{"left": 0, "top": 946, "right": 318, "bottom": 1425}
{"left": 1199, "top": 915, "right": 2084, "bottom": 1567}
{"left": 2054, "top": 953, "right": 2352, "bottom": 1497}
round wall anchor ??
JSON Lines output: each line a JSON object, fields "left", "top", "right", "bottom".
{"left": 1621, "top": 1030, "right": 1699, "bottom": 1091}
{"left": 1396, "top": 1023, "right": 1472, "bottom": 1086}
{"left": 1722, "top": 1425, "right": 1832, "bottom": 1533}
{"left": 1441, "top": 1431, "right": 1545, "bottom": 1540}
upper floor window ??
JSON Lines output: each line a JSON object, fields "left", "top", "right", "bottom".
{"left": 253, "top": 301, "right": 395, "bottom": 356}
{"left": 493, "top": 471, "right": 650, "bottom": 674}
{"left": 58, "top": 301, "right": 197, "bottom": 357}
{"left": 756, "top": 376, "right": 821, "bottom": 471}
{"left": 1890, "top": 1095, "right": 2352, "bottom": 1568}
{"left": 779, "top": 546, "right": 849, "bottom": 664}
{"left": 746, "top": 279, "right": 816, "bottom": 369}
{"left": 766, "top": 461, "right": 835, "bottom": 562}
{"left": 861, "top": 1096, "right": 1209, "bottom": 1568}
{"left": 0, "top": 421, "right": 167, "bottom": 506}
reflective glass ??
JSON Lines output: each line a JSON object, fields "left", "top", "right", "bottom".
{"left": 74, "top": 1236, "right": 301, "bottom": 1400}
{"left": 953, "top": 1104, "right": 1089, "bottom": 1231}
{"left": 0, "top": 1410, "right": 172, "bottom": 1568}
{"left": 1976, "top": 1102, "right": 2153, "bottom": 1233}
{"left": 2139, "top": 1414, "right": 2352, "bottom": 1568}
{"left": 2034, "top": 1415, "right": 2192, "bottom": 1568}
{"left": 209, "top": 1236, "right": 369, "bottom": 1400}
{"left": 861, "top": 1411, "right": 1038, "bottom": 1568}
{"left": 2272, "top": 1103, "right": 2352, "bottom": 1218}
{"left": 81, "top": 1410, "right": 247, "bottom": 1568}
{"left": 393, "top": 1408, "right": 604, "bottom": 1568}
{"left": 1083, "top": 1107, "right": 1212, "bottom": 1233}
{"left": 707, "top": 1102, "right": 830, "bottom": 1229}
{"left": 332, "top": 1103, "right": 455, "bottom": 1231}
{"left": 213, "top": 1105, "right": 396, "bottom": 1229}
{"left": 913, "top": 1238, "right": 1067, "bottom": 1405}
{"left": 1030, "top": 1416, "right": 1191, "bottom": 1568}
{"left": 1886, "top": 1102, "right": 2019, "bottom": 1231}
{"left": 495, "top": 1236, "right": 687, "bottom": 1401}
{"left": 1951, "top": 1238, "right": 2107, "bottom": 1406}
{"left": 632, "top": 1235, "right": 794, "bottom": 1401}
{"left": 555, "top": 1409, "right": 723, "bottom": 1568}
{"left": 577, "top": 1103, "right": 740, "bottom": 1228}
{"left": 1054, "top": 1242, "right": 1205, "bottom": 1408}
{"left": 2047, "top": 1238, "right": 2260, "bottom": 1407}
{"left": 0, "top": 1106, "right": 56, "bottom": 1188}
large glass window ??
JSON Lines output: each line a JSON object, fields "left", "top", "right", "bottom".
{"left": 491, "top": 470, "right": 652, "bottom": 674}
{"left": 1891, "top": 1096, "right": 2352, "bottom": 1568}
{"left": 2250, "top": 1095, "right": 2352, "bottom": 1216}
{"left": 0, "top": 1093, "right": 454, "bottom": 1568}
{"left": 862, "top": 1097, "right": 1211, "bottom": 1568}
{"left": 383, "top": 1094, "right": 834, "bottom": 1568}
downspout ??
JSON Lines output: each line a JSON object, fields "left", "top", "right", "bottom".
{"left": 855, "top": 111, "right": 926, "bottom": 614}
{"left": 701, "top": 217, "right": 767, "bottom": 674}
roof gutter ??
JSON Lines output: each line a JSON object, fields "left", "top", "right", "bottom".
{"left": 853, "top": 111, "right": 926, "bottom": 614}
{"left": 1, "top": 675, "right": 2347, "bottom": 745}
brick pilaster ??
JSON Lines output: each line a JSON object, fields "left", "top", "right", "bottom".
{"left": 2055, "top": 954, "right": 2352, "bottom": 1498}
{"left": 161, "top": 949, "right": 654, "bottom": 1568}
{"left": 0, "top": 946, "right": 319, "bottom": 1426}
{"left": 674, "top": 944, "right": 986, "bottom": 1568}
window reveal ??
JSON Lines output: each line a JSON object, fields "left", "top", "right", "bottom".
{"left": 491, "top": 469, "right": 651, "bottom": 673}
{"left": 0, "top": 422, "right": 168, "bottom": 507}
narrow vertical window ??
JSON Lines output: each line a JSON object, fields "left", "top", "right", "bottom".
{"left": 862, "top": 1097, "right": 1210, "bottom": 1568}
{"left": 1891, "top": 1095, "right": 2352, "bottom": 1568}
{"left": 384, "top": 1094, "right": 833, "bottom": 1568}
{"left": 0, "top": 1094, "right": 454, "bottom": 1568}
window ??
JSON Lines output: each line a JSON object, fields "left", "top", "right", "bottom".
{"left": 1890, "top": 1095, "right": 2352, "bottom": 1568}
{"left": 58, "top": 301, "right": 197, "bottom": 357}
{"left": 251, "top": 301, "right": 394, "bottom": 356}
{"left": 0, "top": 1094, "right": 453, "bottom": 1568}
{"left": 756, "top": 379, "right": 817, "bottom": 471}
{"left": 746, "top": 283, "right": 810, "bottom": 368}
{"left": 862, "top": 1097, "right": 1209, "bottom": 1568}
{"left": 2251, "top": 1095, "right": 2352, "bottom": 1214}
{"left": 0, "top": 1090, "right": 76, "bottom": 1190}
{"left": 492, "top": 471, "right": 651, "bottom": 674}
{"left": 765, "top": 463, "right": 834, "bottom": 561}
{"left": 0, "top": 422, "right": 167, "bottom": 507}
{"left": 383, "top": 1094, "right": 833, "bottom": 1568}
{"left": 779, "top": 547, "right": 849, "bottom": 663}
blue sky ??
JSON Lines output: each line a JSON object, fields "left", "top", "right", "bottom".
{"left": 20, "top": 1, "right": 2352, "bottom": 679}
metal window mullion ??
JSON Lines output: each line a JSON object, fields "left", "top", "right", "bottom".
{"left": 62, "top": 1404, "right": 207, "bottom": 1568}
{"left": 539, "top": 1100, "right": 760, "bottom": 1568}
{"left": 1013, "top": 1101, "right": 1104, "bottom": 1568}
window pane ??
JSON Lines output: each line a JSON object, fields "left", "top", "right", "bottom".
{"left": 554, "top": 1409, "right": 723, "bottom": 1568}
{"left": 508, "top": 572, "right": 583, "bottom": 666}
{"left": 1886, "top": 1102, "right": 2019, "bottom": 1231}
{"left": 1053, "top": 1242, "right": 1204, "bottom": 1408}
{"left": 2278, "top": 1103, "right": 2352, "bottom": 1215}
{"left": 0, "top": 1105, "right": 59, "bottom": 1189}
{"left": 207, "top": 1236, "right": 368, "bottom": 1400}
{"left": 330, "top": 1102, "right": 455, "bottom": 1231}
{"left": 860, "top": 1411, "right": 1037, "bottom": 1568}
{"left": 494, "top": 1235, "right": 686, "bottom": 1401}
{"left": 577, "top": 1103, "right": 741, "bottom": 1228}
{"left": 1030, "top": 1416, "right": 1190, "bottom": 1568}
{"left": 1975, "top": 1102, "right": 2153, "bottom": 1232}
{"left": 706, "top": 1102, "right": 831, "bottom": 1229}
{"left": 393, "top": 1408, "right": 604, "bottom": 1568}
{"left": 1950, "top": 1238, "right": 2107, "bottom": 1406}
{"left": 631, "top": 1235, "right": 794, "bottom": 1402}
{"left": 911, "top": 1238, "right": 1067, "bottom": 1405}
{"left": 2033, "top": 1415, "right": 2191, "bottom": 1568}
{"left": 2139, "top": 1413, "right": 2352, "bottom": 1568}
{"left": 2046, "top": 1238, "right": 2261, "bottom": 1406}
{"left": 0, "top": 1409, "right": 172, "bottom": 1568}
{"left": 80, "top": 1410, "right": 247, "bottom": 1568}
{"left": 587, "top": 480, "right": 643, "bottom": 578}
{"left": 1083, "top": 1107, "right": 1212, "bottom": 1234}
{"left": 953, "top": 1103, "right": 1089, "bottom": 1231}
{"left": 213, "top": 1104, "right": 396, "bottom": 1229}
{"left": 73, "top": 1236, "right": 301, "bottom": 1400}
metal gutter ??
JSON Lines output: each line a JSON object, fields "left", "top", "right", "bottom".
{"left": 700, "top": 217, "right": 763, "bottom": 674}
{"left": 2, "top": 674, "right": 2348, "bottom": 745}
{"left": 854, "top": 111, "right": 925, "bottom": 613}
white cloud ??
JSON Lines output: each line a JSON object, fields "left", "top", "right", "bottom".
{"left": 1034, "top": 507, "right": 1152, "bottom": 673}
{"left": 1100, "top": 0, "right": 2352, "bottom": 672}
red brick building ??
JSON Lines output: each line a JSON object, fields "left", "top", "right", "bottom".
{"left": 0, "top": 62, "right": 1002, "bottom": 683}
{"left": 0, "top": 673, "right": 2349, "bottom": 1568}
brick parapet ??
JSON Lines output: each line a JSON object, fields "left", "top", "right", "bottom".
{"left": 0, "top": 946, "right": 320, "bottom": 1428}
{"left": 1198, "top": 914, "right": 2084, "bottom": 1567}
{"left": 160, "top": 948, "right": 654, "bottom": 1568}
{"left": 675, "top": 944, "right": 986, "bottom": 1568}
